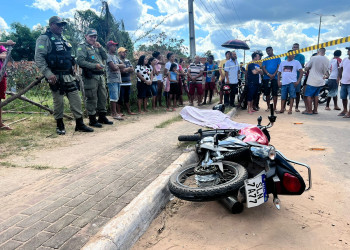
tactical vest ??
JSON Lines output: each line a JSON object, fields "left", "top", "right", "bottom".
{"left": 45, "top": 31, "right": 73, "bottom": 74}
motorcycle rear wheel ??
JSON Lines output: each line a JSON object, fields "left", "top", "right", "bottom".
{"left": 168, "top": 161, "right": 248, "bottom": 202}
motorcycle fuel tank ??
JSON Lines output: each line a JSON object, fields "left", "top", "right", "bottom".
{"left": 239, "top": 126, "right": 269, "bottom": 146}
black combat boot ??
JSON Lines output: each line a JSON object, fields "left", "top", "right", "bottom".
{"left": 88, "top": 114, "right": 102, "bottom": 128}
{"left": 75, "top": 118, "right": 94, "bottom": 132}
{"left": 56, "top": 118, "right": 66, "bottom": 135}
{"left": 98, "top": 112, "right": 113, "bottom": 125}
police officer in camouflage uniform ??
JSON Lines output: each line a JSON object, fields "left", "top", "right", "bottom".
{"left": 35, "top": 16, "right": 93, "bottom": 135}
{"left": 76, "top": 28, "right": 113, "bottom": 128}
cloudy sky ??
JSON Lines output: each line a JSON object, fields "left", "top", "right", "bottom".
{"left": 1, "top": 0, "right": 350, "bottom": 62}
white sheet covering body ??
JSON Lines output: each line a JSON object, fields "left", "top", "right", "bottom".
{"left": 180, "top": 106, "right": 252, "bottom": 129}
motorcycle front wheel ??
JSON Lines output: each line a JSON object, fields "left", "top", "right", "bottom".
{"left": 318, "top": 87, "right": 329, "bottom": 104}
{"left": 168, "top": 161, "right": 248, "bottom": 202}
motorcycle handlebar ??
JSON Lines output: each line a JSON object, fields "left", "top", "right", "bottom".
{"left": 270, "top": 103, "right": 274, "bottom": 116}
{"left": 178, "top": 135, "right": 201, "bottom": 142}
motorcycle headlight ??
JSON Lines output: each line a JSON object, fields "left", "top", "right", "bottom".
{"left": 250, "top": 146, "right": 276, "bottom": 160}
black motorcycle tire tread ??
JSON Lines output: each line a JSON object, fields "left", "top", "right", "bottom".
{"left": 168, "top": 162, "right": 248, "bottom": 202}
{"left": 178, "top": 135, "right": 201, "bottom": 142}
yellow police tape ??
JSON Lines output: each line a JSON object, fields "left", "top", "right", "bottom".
{"left": 204, "top": 35, "right": 350, "bottom": 73}
{"left": 250, "top": 35, "right": 350, "bottom": 65}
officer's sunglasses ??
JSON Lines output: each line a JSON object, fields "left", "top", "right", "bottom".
{"left": 55, "top": 23, "right": 65, "bottom": 27}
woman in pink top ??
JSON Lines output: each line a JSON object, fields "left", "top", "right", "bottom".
{"left": 0, "top": 40, "right": 15, "bottom": 130}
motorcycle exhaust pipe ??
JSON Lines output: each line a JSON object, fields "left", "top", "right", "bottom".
{"left": 219, "top": 196, "right": 244, "bottom": 214}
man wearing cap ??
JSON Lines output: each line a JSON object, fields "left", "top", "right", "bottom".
{"left": 76, "top": 28, "right": 113, "bottom": 128}
{"left": 117, "top": 47, "right": 136, "bottom": 115}
{"left": 35, "top": 16, "right": 93, "bottom": 135}
{"left": 106, "top": 40, "right": 125, "bottom": 120}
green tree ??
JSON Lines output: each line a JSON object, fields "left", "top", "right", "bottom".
{"left": 137, "top": 32, "right": 188, "bottom": 58}
{"left": 72, "top": 1, "right": 134, "bottom": 59}
{"left": 1, "top": 23, "right": 42, "bottom": 61}
{"left": 203, "top": 50, "right": 212, "bottom": 58}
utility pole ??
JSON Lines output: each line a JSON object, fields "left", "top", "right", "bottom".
{"left": 188, "top": 0, "right": 196, "bottom": 59}
{"left": 306, "top": 12, "right": 336, "bottom": 50}
{"left": 243, "top": 39, "right": 250, "bottom": 66}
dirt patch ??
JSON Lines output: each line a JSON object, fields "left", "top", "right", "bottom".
{"left": 133, "top": 109, "right": 350, "bottom": 250}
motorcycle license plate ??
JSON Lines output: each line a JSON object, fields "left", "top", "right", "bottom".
{"left": 244, "top": 171, "right": 268, "bottom": 208}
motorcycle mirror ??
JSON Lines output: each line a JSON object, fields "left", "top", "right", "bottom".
{"left": 257, "top": 116, "right": 262, "bottom": 126}
{"left": 268, "top": 103, "right": 277, "bottom": 124}
{"left": 197, "top": 129, "right": 203, "bottom": 138}
{"left": 214, "top": 134, "right": 219, "bottom": 147}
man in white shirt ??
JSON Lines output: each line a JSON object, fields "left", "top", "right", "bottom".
{"left": 338, "top": 47, "right": 350, "bottom": 118}
{"left": 224, "top": 51, "right": 240, "bottom": 107}
{"left": 277, "top": 51, "right": 303, "bottom": 114}
{"left": 303, "top": 48, "right": 329, "bottom": 115}
{"left": 326, "top": 50, "right": 342, "bottom": 111}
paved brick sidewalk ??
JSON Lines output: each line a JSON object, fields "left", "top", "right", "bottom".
{"left": 0, "top": 110, "right": 200, "bottom": 250}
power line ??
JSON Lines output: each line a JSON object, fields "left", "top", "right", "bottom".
{"left": 199, "top": 0, "right": 231, "bottom": 39}
{"left": 211, "top": 0, "right": 231, "bottom": 28}
{"left": 230, "top": 0, "right": 249, "bottom": 37}
{"left": 201, "top": 0, "right": 231, "bottom": 39}
{"left": 197, "top": 0, "right": 231, "bottom": 40}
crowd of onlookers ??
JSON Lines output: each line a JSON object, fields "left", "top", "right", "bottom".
{"left": 1, "top": 15, "right": 350, "bottom": 134}
{"left": 218, "top": 43, "right": 350, "bottom": 119}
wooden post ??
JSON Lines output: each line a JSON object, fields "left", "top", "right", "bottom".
{"left": 5, "top": 91, "right": 74, "bottom": 120}
{"left": 0, "top": 76, "right": 44, "bottom": 108}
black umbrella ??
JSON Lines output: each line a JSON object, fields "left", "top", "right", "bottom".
{"left": 221, "top": 39, "right": 250, "bottom": 50}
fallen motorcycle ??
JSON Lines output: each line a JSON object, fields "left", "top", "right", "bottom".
{"left": 168, "top": 104, "right": 311, "bottom": 213}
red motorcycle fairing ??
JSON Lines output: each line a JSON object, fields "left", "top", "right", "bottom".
{"left": 239, "top": 126, "right": 269, "bottom": 146}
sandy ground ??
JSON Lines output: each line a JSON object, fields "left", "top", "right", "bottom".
{"left": 134, "top": 108, "right": 350, "bottom": 250}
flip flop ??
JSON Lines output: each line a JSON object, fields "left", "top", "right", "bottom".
{"left": 0, "top": 125, "right": 12, "bottom": 130}
{"left": 334, "top": 107, "right": 341, "bottom": 110}
{"left": 127, "top": 112, "right": 137, "bottom": 115}
{"left": 343, "top": 115, "right": 350, "bottom": 118}
{"left": 338, "top": 113, "right": 346, "bottom": 116}
{"left": 325, "top": 107, "right": 331, "bottom": 111}
{"left": 313, "top": 112, "right": 318, "bottom": 114}
{"left": 113, "top": 115, "right": 124, "bottom": 120}
{"left": 295, "top": 109, "right": 300, "bottom": 112}
{"left": 302, "top": 112, "right": 313, "bottom": 115}
{"left": 277, "top": 110, "right": 284, "bottom": 114}
{"left": 288, "top": 111, "right": 292, "bottom": 115}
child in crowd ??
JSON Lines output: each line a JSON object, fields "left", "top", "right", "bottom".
{"left": 169, "top": 63, "right": 179, "bottom": 111}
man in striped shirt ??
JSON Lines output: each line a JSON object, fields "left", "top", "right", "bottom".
{"left": 187, "top": 56, "right": 205, "bottom": 106}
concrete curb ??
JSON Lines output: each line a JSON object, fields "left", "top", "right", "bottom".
{"left": 83, "top": 151, "right": 198, "bottom": 250}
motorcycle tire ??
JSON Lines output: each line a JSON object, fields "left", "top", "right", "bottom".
{"left": 318, "top": 88, "right": 329, "bottom": 104}
{"left": 178, "top": 135, "right": 201, "bottom": 142}
{"left": 168, "top": 161, "right": 248, "bottom": 202}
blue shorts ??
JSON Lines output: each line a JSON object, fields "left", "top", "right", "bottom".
{"left": 107, "top": 82, "right": 121, "bottom": 102}
{"left": 150, "top": 81, "right": 158, "bottom": 96}
{"left": 304, "top": 85, "right": 321, "bottom": 97}
{"left": 340, "top": 84, "right": 350, "bottom": 100}
{"left": 327, "top": 79, "right": 338, "bottom": 98}
{"left": 295, "top": 82, "right": 302, "bottom": 93}
{"left": 281, "top": 83, "right": 296, "bottom": 100}
{"left": 247, "top": 83, "right": 258, "bottom": 102}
